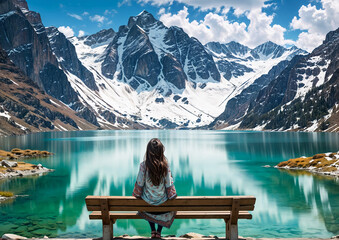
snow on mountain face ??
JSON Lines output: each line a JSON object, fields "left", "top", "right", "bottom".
{"left": 49, "top": 10, "right": 310, "bottom": 129}
{"left": 79, "top": 28, "right": 115, "bottom": 47}
{"left": 250, "top": 41, "right": 287, "bottom": 60}
{"left": 64, "top": 11, "right": 236, "bottom": 129}
{"left": 236, "top": 27, "right": 339, "bottom": 132}
{"left": 205, "top": 41, "right": 250, "bottom": 58}
{"left": 46, "top": 26, "right": 98, "bottom": 91}
{"left": 0, "top": 0, "right": 314, "bottom": 130}
{"left": 101, "top": 10, "right": 220, "bottom": 92}
{"left": 205, "top": 40, "right": 307, "bottom": 105}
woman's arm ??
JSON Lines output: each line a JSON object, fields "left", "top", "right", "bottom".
{"left": 165, "top": 165, "right": 177, "bottom": 199}
{"left": 132, "top": 162, "right": 146, "bottom": 198}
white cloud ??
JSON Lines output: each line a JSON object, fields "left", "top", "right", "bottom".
{"left": 246, "top": 9, "right": 292, "bottom": 47}
{"left": 89, "top": 15, "right": 106, "bottom": 23}
{"left": 159, "top": 7, "right": 292, "bottom": 48}
{"left": 78, "top": 30, "right": 85, "bottom": 37}
{"left": 139, "top": 0, "right": 267, "bottom": 14}
{"left": 291, "top": 0, "right": 339, "bottom": 51}
{"left": 67, "top": 13, "right": 83, "bottom": 21}
{"left": 82, "top": 11, "right": 89, "bottom": 16}
{"left": 58, "top": 26, "right": 74, "bottom": 38}
{"left": 104, "top": 9, "right": 118, "bottom": 15}
{"left": 158, "top": 7, "right": 166, "bottom": 15}
{"left": 118, "top": 0, "right": 132, "bottom": 7}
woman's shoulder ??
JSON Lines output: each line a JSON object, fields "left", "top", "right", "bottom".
{"left": 140, "top": 161, "right": 146, "bottom": 169}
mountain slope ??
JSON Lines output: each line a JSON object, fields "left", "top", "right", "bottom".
{"left": 0, "top": 0, "right": 79, "bottom": 105}
{"left": 67, "top": 11, "right": 235, "bottom": 128}
{"left": 211, "top": 59, "right": 290, "bottom": 128}
{"left": 46, "top": 26, "right": 98, "bottom": 91}
{"left": 0, "top": 46, "right": 96, "bottom": 136}
{"left": 205, "top": 40, "right": 308, "bottom": 129}
{"left": 101, "top": 10, "right": 220, "bottom": 92}
{"left": 238, "top": 27, "right": 339, "bottom": 131}
{"left": 0, "top": 0, "right": 147, "bottom": 129}
{"left": 4, "top": 0, "right": 331, "bottom": 132}
{"left": 67, "top": 11, "right": 309, "bottom": 129}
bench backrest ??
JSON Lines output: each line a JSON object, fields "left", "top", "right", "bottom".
{"left": 85, "top": 196, "right": 256, "bottom": 212}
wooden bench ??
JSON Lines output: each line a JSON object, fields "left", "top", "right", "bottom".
{"left": 85, "top": 196, "right": 256, "bottom": 240}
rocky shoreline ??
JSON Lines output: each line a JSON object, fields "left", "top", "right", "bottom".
{"left": 0, "top": 162, "right": 53, "bottom": 179}
{"left": 1, "top": 233, "right": 338, "bottom": 240}
{"left": 275, "top": 151, "right": 339, "bottom": 177}
{"left": 0, "top": 148, "right": 54, "bottom": 179}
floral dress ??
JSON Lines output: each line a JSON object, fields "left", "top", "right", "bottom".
{"left": 132, "top": 161, "right": 177, "bottom": 228}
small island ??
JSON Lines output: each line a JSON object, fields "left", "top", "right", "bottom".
{"left": 276, "top": 151, "right": 339, "bottom": 177}
{"left": 0, "top": 148, "right": 53, "bottom": 179}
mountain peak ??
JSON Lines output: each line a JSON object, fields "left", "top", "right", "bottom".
{"left": 259, "top": 41, "right": 279, "bottom": 48}
{"left": 137, "top": 10, "right": 151, "bottom": 16}
{"left": 205, "top": 41, "right": 250, "bottom": 57}
{"left": 13, "top": 0, "right": 29, "bottom": 10}
{"left": 323, "top": 27, "right": 339, "bottom": 44}
{"left": 81, "top": 28, "right": 115, "bottom": 46}
{"left": 251, "top": 41, "right": 286, "bottom": 59}
{"left": 225, "top": 41, "right": 250, "bottom": 55}
{"left": 128, "top": 10, "right": 157, "bottom": 29}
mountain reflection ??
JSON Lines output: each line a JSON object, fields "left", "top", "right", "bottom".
{"left": 0, "top": 131, "right": 338, "bottom": 238}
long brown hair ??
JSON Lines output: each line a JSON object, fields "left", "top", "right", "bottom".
{"left": 145, "top": 138, "right": 168, "bottom": 186}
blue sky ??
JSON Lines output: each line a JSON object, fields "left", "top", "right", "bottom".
{"left": 26, "top": 0, "right": 339, "bottom": 51}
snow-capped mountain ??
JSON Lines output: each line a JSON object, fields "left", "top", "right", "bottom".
{"left": 0, "top": 0, "right": 147, "bottom": 130}
{"left": 7, "top": 0, "right": 336, "bottom": 132}
{"left": 66, "top": 10, "right": 233, "bottom": 128}
{"left": 204, "top": 40, "right": 308, "bottom": 121}
{"left": 226, "top": 27, "right": 339, "bottom": 132}
{"left": 211, "top": 59, "right": 291, "bottom": 127}
{"left": 62, "top": 11, "right": 306, "bottom": 129}
{"left": 46, "top": 26, "right": 98, "bottom": 91}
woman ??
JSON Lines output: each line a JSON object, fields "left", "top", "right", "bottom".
{"left": 133, "top": 138, "right": 177, "bottom": 238}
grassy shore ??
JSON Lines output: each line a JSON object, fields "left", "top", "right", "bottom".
{"left": 0, "top": 148, "right": 52, "bottom": 161}
{"left": 0, "top": 148, "right": 53, "bottom": 179}
{"left": 276, "top": 151, "right": 339, "bottom": 176}
{"left": 0, "top": 191, "right": 14, "bottom": 197}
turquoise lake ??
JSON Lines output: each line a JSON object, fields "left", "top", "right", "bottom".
{"left": 0, "top": 130, "right": 339, "bottom": 238}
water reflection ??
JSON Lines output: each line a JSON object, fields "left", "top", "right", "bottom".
{"left": 0, "top": 131, "right": 339, "bottom": 238}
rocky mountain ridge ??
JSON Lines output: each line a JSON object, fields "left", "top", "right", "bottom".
{"left": 216, "top": 27, "right": 339, "bottom": 132}
{"left": 0, "top": 0, "right": 148, "bottom": 130}
{"left": 64, "top": 10, "right": 306, "bottom": 129}
{"left": 1, "top": 0, "right": 337, "bottom": 132}
{"left": 0, "top": 46, "right": 96, "bottom": 136}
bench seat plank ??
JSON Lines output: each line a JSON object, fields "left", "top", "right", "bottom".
{"left": 85, "top": 196, "right": 256, "bottom": 240}
{"left": 89, "top": 211, "right": 252, "bottom": 220}
{"left": 87, "top": 205, "right": 254, "bottom": 212}
{"left": 86, "top": 196, "right": 256, "bottom": 207}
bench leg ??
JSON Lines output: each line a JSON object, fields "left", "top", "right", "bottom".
{"left": 102, "top": 220, "right": 113, "bottom": 240}
{"left": 226, "top": 220, "right": 238, "bottom": 240}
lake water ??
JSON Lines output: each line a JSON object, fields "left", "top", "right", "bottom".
{"left": 0, "top": 130, "right": 339, "bottom": 238}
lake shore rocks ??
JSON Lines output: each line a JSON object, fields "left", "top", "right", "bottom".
{"left": 275, "top": 151, "right": 339, "bottom": 177}
{"left": 0, "top": 161, "right": 53, "bottom": 179}
{"left": 1, "top": 160, "right": 18, "bottom": 168}
{"left": 2, "top": 234, "right": 27, "bottom": 240}
{"left": 0, "top": 233, "right": 334, "bottom": 240}
{"left": 0, "top": 148, "right": 53, "bottom": 179}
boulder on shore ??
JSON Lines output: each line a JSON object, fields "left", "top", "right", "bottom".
{"left": 2, "top": 234, "right": 27, "bottom": 240}
{"left": 1, "top": 160, "right": 18, "bottom": 168}
{"left": 180, "top": 233, "right": 205, "bottom": 238}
